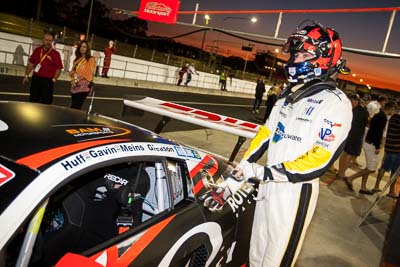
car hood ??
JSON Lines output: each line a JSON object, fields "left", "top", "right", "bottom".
{"left": 0, "top": 102, "right": 175, "bottom": 170}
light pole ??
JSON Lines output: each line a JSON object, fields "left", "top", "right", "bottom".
{"left": 36, "top": 0, "right": 42, "bottom": 21}
{"left": 200, "top": 14, "right": 210, "bottom": 51}
{"left": 268, "top": 48, "right": 280, "bottom": 82}
{"left": 242, "top": 43, "right": 255, "bottom": 78}
{"left": 86, "top": 0, "right": 94, "bottom": 40}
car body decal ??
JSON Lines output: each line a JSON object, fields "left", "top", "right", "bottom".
{"left": 118, "top": 214, "right": 176, "bottom": 265}
{"left": 16, "top": 139, "right": 130, "bottom": 169}
{"left": 0, "top": 164, "right": 15, "bottom": 187}
{"left": 189, "top": 154, "right": 218, "bottom": 195}
{"left": 90, "top": 214, "right": 176, "bottom": 266}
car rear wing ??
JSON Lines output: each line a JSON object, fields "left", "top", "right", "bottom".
{"left": 122, "top": 95, "right": 261, "bottom": 162}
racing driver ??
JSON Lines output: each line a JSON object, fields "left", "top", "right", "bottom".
{"left": 234, "top": 21, "right": 352, "bottom": 266}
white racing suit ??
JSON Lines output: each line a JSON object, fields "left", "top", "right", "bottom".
{"left": 239, "top": 81, "right": 352, "bottom": 267}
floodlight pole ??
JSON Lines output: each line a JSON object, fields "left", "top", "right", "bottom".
{"left": 192, "top": 2, "right": 199, "bottom": 24}
{"left": 382, "top": 10, "right": 396, "bottom": 53}
{"left": 36, "top": 0, "right": 42, "bottom": 21}
{"left": 86, "top": 0, "right": 94, "bottom": 40}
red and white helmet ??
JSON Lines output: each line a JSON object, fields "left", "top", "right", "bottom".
{"left": 283, "top": 21, "right": 342, "bottom": 83}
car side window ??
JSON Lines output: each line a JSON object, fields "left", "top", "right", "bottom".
{"left": 166, "top": 159, "right": 194, "bottom": 206}
{"left": 142, "top": 161, "right": 171, "bottom": 219}
{"left": 17, "top": 160, "right": 172, "bottom": 266}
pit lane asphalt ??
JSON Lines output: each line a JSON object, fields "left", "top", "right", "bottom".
{"left": 0, "top": 75, "right": 391, "bottom": 266}
{"left": 0, "top": 75, "right": 264, "bottom": 132}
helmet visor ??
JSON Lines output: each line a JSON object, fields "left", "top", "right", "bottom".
{"left": 282, "top": 34, "right": 317, "bottom": 56}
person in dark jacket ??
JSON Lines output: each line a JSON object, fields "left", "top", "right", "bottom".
{"left": 252, "top": 78, "right": 266, "bottom": 114}
{"left": 345, "top": 101, "right": 398, "bottom": 194}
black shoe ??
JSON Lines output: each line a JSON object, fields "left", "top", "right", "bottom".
{"left": 343, "top": 177, "right": 353, "bottom": 192}
{"left": 359, "top": 189, "right": 374, "bottom": 195}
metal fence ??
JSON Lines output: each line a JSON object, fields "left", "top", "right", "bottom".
{"left": 0, "top": 45, "right": 258, "bottom": 93}
{"left": 0, "top": 12, "right": 264, "bottom": 83}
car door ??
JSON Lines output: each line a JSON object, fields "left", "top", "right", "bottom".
{"left": 51, "top": 156, "right": 211, "bottom": 267}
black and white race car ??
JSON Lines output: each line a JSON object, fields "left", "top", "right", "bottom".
{"left": 0, "top": 101, "right": 257, "bottom": 267}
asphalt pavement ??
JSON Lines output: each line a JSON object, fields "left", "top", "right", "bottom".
{"left": 0, "top": 75, "right": 264, "bottom": 133}
{"left": 0, "top": 73, "right": 396, "bottom": 267}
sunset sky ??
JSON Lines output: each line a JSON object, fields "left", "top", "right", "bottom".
{"left": 104, "top": 0, "right": 400, "bottom": 92}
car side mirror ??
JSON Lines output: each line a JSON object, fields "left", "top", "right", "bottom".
{"left": 55, "top": 253, "right": 104, "bottom": 267}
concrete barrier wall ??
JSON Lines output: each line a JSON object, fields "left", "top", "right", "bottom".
{"left": 0, "top": 31, "right": 271, "bottom": 95}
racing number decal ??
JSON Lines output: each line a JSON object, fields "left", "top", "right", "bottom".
{"left": 158, "top": 222, "right": 223, "bottom": 267}
{"left": 0, "top": 164, "right": 15, "bottom": 187}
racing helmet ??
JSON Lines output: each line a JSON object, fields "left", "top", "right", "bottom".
{"left": 283, "top": 21, "right": 342, "bottom": 83}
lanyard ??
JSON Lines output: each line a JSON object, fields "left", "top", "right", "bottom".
{"left": 73, "top": 57, "right": 85, "bottom": 71}
{"left": 39, "top": 48, "right": 52, "bottom": 65}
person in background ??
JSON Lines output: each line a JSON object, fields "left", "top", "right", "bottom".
{"left": 367, "top": 95, "right": 388, "bottom": 119}
{"left": 252, "top": 77, "right": 265, "bottom": 114}
{"left": 228, "top": 70, "right": 234, "bottom": 86}
{"left": 69, "top": 41, "right": 96, "bottom": 110}
{"left": 184, "top": 63, "right": 198, "bottom": 87}
{"left": 361, "top": 94, "right": 371, "bottom": 108}
{"left": 372, "top": 104, "right": 400, "bottom": 198}
{"left": 220, "top": 70, "right": 227, "bottom": 91}
{"left": 22, "top": 30, "right": 63, "bottom": 104}
{"left": 101, "top": 40, "right": 116, "bottom": 78}
{"left": 263, "top": 83, "right": 281, "bottom": 122}
{"left": 345, "top": 101, "right": 398, "bottom": 194}
{"left": 233, "top": 21, "right": 352, "bottom": 266}
{"left": 336, "top": 94, "right": 369, "bottom": 183}
{"left": 350, "top": 93, "right": 372, "bottom": 168}
{"left": 177, "top": 63, "right": 189, "bottom": 86}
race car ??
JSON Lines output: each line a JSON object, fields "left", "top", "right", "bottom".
{"left": 0, "top": 101, "right": 257, "bottom": 267}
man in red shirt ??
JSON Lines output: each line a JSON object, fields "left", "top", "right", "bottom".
{"left": 101, "top": 40, "right": 117, "bottom": 78}
{"left": 22, "top": 31, "right": 63, "bottom": 104}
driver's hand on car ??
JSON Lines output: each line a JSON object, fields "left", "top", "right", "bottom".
{"left": 234, "top": 161, "right": 265, "bottom": 182}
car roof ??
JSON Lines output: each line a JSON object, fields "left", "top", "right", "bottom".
{"left": 0, "top": 101, "right": 175, "bottom": 169}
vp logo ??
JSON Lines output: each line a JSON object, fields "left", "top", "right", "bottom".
{"left": 319, "top": 128, "right": 335, "bottom": 142}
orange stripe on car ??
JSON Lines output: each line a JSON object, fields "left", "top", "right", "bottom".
{"left": 89, "top": 245, "right": 119, "bottom": 265}
{"left": 189, "top": 154, "right": 218, "bottom": 178}
{"left": 16, "top": 139, "right": 129, "bottom": 169}
{"left": 193, "top": 179, "right": 205, "bottom": 195}
{"left": 118, "top": 214, "right": 176, "bottom": 265}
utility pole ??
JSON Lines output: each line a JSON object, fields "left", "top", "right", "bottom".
{"left": 36, "top": 0, "right": 42, "bottom": 21}
{"left": 86, "top": 0, "right": 94, "bottom": 40}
